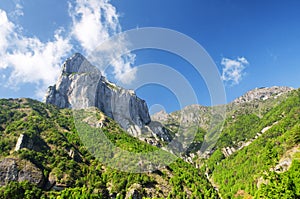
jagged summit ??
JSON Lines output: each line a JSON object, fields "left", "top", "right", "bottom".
{"left": 232, "top": 86, "right": 294, "bottom": 104}
{"left": 62, "top": 53, "right": 98, "bottom": 74}
{"left": 45, "top": 53, "right": 172, "bottom": 143}
{"left": 45, "top": 53, "right": 150, "bottom": 128}
{"left": 151, "top": 110, "right": 168, "bottom": 121}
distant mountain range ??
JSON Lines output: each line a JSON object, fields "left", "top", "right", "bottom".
{"left": 0, "top": 53, "right": 299, "bottom": 198}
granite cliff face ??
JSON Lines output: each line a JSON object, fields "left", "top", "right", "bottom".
{"left": 45, "top": 53, "right": 171, "bottom": 142}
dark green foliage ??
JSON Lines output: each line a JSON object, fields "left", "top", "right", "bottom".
{"left": 0, "top": 181, "right": 43, "bottom": 199}
{"left": 167, "top": 158, "right": 218, "bottom": 199}
{"left": 186, "top": 127, "right": 206, "bottom": 153}
{"left": 206, "top": 149, "right": 225, "bottom": 171}
{"left": 218, "top": 114, "right": 260, "bottom": 148}
{"left": 48, "top": 186, "right": 108, "bottom": 199}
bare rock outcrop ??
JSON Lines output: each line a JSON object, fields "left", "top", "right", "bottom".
{"left": 45, "top": 53, "right": 171, "bottom": 142}
{"left": 15, "top": 133, "right": 50, "bottom": 152}
{"left": 0, "top": 158, "right": 44, "bottom": 187}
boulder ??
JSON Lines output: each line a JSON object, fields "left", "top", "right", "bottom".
{"left": 0, "top": 158, "right": 44, "bottom": 187}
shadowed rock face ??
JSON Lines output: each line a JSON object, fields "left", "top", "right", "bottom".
{"left": 45, "top": 53, "right": 171, "bottom": 142}
{"left": 15, "top": 134, "right": 50, "bottom": 152}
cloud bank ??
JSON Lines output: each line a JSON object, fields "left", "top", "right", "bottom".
{"left": 0, "top": 0, "right": 135, "bottom": 98}
{"left": 221, "top": 57, "right": 249, "bottom": 86}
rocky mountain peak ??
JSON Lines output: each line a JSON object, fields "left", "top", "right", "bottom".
{"left": 151, "top": 110, "right": 168, "bottom": 122}
{"left": 45, "top": 53, "right": 171, "bottom": 143}
{"left": 233, "top": 86, "right": 294, "bottom": 104}
{"left": 61, "top": 53, "right": 98, "bottom": 74}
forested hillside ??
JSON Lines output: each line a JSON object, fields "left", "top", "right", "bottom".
{"left": 0, "top": 89, "right": 299, "bottom": 198}
{"left": 205, "top": 89, "right": 300, "bottom": 198}
{"left": 153, "top": 87, "right": 300, "bottom": 198}
{"left": 0, "top": 98, "right": 217, "bottom": 198}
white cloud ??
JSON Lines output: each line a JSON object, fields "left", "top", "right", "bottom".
{"left": 69, "top": 0, "right": 119, "bottom": 51}
{"left": 0, "top": 0, "right": 136, "bottom": 98}
{"left": 11, "top": 3, "right": 24, "bottom": 18}
{"left": 7, "top": 33, "right": 72, "bottom": 95}
{"left": 69, "top": 0, "right": 136, "bottom": 84}
{"left": 111, "top": 53, "right": 137, "bottom": 84}
{"left": 0, "top": 9, "right": 72, "bottom": 98}
{"left": 221, "top": 57, "right": 249, "bottom": 85}
{"left": 0, "top": 10, "right": 14, "bottom": 63}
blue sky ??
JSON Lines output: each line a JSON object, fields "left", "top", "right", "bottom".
{"left": 0, "top": 0, "right": 300, "bottom": 113}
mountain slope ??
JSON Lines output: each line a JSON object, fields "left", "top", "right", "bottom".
{"left": 0, "top": 98, "right": 218, "bottom": 199}
{"left": 206, "top": 88, "right": 300, "bottom": 198}
{"left": 152, "top": 86, "right": 294, "bottom": 155}
{"left": 152, "top": 86, "right": 299, "bottom": 198}
{"left": 0, "top": 88, "right": 299, "bottom": 198}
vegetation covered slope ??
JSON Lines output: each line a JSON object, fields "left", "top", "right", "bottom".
{"left": 205, "top": 89, "right": 300, "bottom": 198}
{"left": 0, "top": 87, "right": 299, "bottom": 199}
{"left": 0, "top": 98, "right": 217, "bottom": 198}
{"left": 152, "top": 87, "right": 293, "bottom": 158}
{"left": 153, "top": 87, "right": 300, "bottom": 198}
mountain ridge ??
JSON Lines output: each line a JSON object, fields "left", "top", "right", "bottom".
{"left": 232, "top": 86, "right": 293, "bottom": 104}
